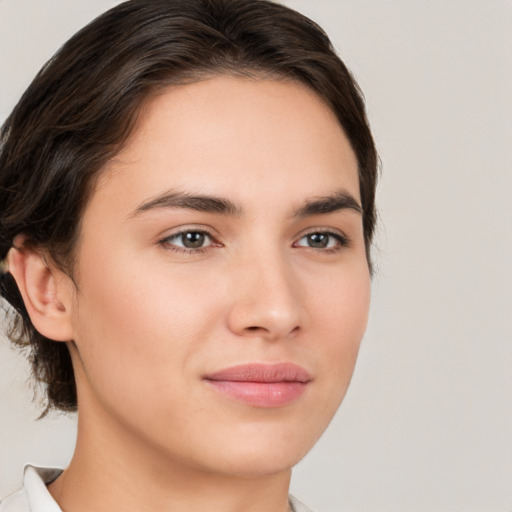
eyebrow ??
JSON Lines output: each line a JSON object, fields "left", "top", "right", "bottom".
{"left": 130, "top": 188, "right": 362, "bottom": 218}
{"left": 130, "top": 191, "right": 243, "bottom": 217}
{"left": 293, "top": 189, "right": 362, "bottom": 217}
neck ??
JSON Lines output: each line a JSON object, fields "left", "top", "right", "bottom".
{"left": 48, "top": 402, "right": 293, "bottom": 512}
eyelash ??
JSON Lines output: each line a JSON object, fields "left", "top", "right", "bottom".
{"left": 159, "top": 229, "right": 350, "bottom": 255}
{"left": 159, "top": 229, "right": 218, "bottom": 255}
{"left": 293, "top": 230, "right": 350, "bottom": 253}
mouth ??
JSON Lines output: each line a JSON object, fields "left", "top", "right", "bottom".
{"left": 203, "top": 363, "right": 312, "bottom": 408}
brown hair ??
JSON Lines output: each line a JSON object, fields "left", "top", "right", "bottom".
{"left": 0, "top": 0, "right": 378, "bottom": 415}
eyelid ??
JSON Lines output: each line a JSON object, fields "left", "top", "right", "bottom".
{"left": 293, "top": 227, "right": 350, "bottom": 249}
{"left": 156, "top": 225, "right": 350, "bottom": 254}
{"left": 157, "top": 223, "right": 219, "bottom": 241}
{"left": 158, "top": 225, "right": 222, "bottom": 253}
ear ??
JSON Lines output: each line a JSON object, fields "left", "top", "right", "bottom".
{"left": 7, "top": 237, "right": 74, "bottom": 342}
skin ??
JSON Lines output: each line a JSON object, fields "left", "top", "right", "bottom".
{"left": 9, "top": 76, "right": 370, "bottom": 512}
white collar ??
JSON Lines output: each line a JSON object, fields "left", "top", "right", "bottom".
{"left": 23, "top": 465, "right": 63, "bottom": 512}
{"left": 0, "top": 465, "right": 63, "bottom": 512}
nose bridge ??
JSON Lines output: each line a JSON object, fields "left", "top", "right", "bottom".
{"left": 228, "top": 244, "right": 304, "bottom": 339}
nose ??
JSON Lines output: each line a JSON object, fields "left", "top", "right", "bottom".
{"left": 226, "top": 253, "right": 304, "bottom": 341}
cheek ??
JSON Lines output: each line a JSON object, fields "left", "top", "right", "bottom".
{"left": 70, "top": 256, "right": 223, "bottom": 407}
{"left": 309, "top": 257, "right": 370, "bottom": 342}
{"left": 307, "top": 261, "right": 370, "bottom": 390}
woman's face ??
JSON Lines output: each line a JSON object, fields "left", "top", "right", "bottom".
{"left": 66, "top": 76, "right": 370, "bottom": 477}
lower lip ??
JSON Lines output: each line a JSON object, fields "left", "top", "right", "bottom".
{"left": 205, "top": 380, "right": 308, "bottom": 408}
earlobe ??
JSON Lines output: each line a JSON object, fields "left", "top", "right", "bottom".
{"left": 7, "top": 240, "right": 74, "bottom": 342}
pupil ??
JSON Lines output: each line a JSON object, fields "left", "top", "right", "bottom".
{"left": 308, "top": 233, "right": 328, "bottom": 248}
{"left": 183, "top": 232, "right": 205, "bottom": 248}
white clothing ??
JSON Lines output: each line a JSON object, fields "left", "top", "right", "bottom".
{"left": 0, "top": 466, "right": 62, "bottom": 512}
{"left": 0, "top": 465, "right": 315, "bottom": 512}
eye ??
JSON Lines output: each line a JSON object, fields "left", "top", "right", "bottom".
{"left": 161, "top": 230, "right": 215, "bottom": 251}
{"left": 294, "top": 231, "right": 348, "bottom": 250}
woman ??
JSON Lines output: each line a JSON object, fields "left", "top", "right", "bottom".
{"left": 0, "top": 1, "right": 377, "bottom": 510}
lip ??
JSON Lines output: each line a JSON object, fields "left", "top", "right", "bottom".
{"left": 203, "top": 363, "right": 312, "bottom": 408}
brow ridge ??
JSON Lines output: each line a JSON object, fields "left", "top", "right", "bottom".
{"left": 293, "top": 189, "right": 362, "bottom": 217}
{"left": 130, "top": 188, "right": 361, "bottom": 219}
{"left": 131, "top": 191, "right": 243, "bottom": 217}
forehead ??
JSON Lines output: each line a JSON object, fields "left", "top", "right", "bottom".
{"left": 95, "top": 75, "right": 360, "bottom": 212}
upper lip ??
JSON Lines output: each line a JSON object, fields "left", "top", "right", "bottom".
{"left": 204, "top": 363, "right": 312, "bottom": 383}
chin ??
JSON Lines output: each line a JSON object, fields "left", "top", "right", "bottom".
{"left": 210, "top": 450, "right": 306, "bottom": 479}
{"left": 187, "top": 423, "right": 321, "bottom": 479}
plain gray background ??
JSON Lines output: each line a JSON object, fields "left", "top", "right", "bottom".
{"left": 1, "top": 1, "right": 511, "bottom": 511}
